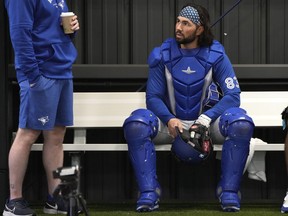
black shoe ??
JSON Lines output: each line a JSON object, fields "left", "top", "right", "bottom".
{"left": 43, "top": 196, "right": 83, "bottom": 215}
{"left": 43, "top": 196, "right": 68, "bottom": 215}
{"left": 3, "top": 198, "right": 36, "bottom": 216}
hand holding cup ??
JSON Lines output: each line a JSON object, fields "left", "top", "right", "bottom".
{"left": 60, "top": 12, "right": 80, "bottom": 34}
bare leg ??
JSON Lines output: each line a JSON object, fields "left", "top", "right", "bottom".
{"left": 8, "top": 128, "right": 41, "bottom": 199}
{"left": 42, "top": 126, "right": 66, "bottom": 195}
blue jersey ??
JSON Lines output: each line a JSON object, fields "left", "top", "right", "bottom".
{"left": 5, "top": 0, "right": 77, "bottom": 83}
{"left": 146, "top": 38, "right": 240, "bottom": 124}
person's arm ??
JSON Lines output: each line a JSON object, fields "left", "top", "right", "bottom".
{"left": 203, "top": 53, "right": 241, "bottom": 121}
{"left": 5, "top": 0, "right": 40, "bottom": 84}
{"left": 146, "top": 63, "right": 175, "bottom": 124}
{"left": 146, "top": 48, "right": 175, "bottom": 125}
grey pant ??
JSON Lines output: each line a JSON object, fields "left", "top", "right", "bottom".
{"left": 153, "top": 117, "right": 225, "bottom": 145}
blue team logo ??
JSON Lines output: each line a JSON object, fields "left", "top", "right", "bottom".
{"left": 182, "top": 66, "right": 196, "bottom": 74}
{"left": 38, "top": 116, "right": 50, "bottom": 126}
{"left": 47, "top": 0, "right": 64, "bottom": 9}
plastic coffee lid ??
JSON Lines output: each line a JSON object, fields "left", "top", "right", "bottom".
{"left": 60, "top": 12, "right": 75, "bottom": 17}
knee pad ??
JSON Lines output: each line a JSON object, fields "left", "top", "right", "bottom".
{"left": 219, "top": 107, "right": 254, "bottom": 141}
{"left": 123, "top": 109, "right": 160, "bottom": 193}
{"left": 219, "top": 108, "right": 254, "bottom": 193}
{"left": 123, "top": 109, "right": 159, "bottom": 142}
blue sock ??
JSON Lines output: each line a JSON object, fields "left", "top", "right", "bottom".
{"left": 47, "top": 194, "right": 54, "bottom": 202}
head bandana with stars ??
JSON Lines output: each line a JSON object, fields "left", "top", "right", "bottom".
{"left": 178, "top": 6, "right": 201, "bottom": 25}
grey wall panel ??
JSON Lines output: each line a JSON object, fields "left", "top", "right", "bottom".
{"left": 222, "top": 0, "right": 240, "bottom": 63}
{"left": 6, "top": 0, "right": 288, "bottom": 64}
{"left": 100, "top": 0, "right": 115, "bottom": 63}
{"left": 238, "top": 0, "right": 264, "bottom": 63}
{"left": 116, "top": 0, "right": 131, "bottom": 63}
{"left": 86, "top": 0, "right": 121, "bottom": 63}
{"left": 131, "top": 0, "right": 175, "bottom": 63}
{"left": 286, "top": 1, "right": 288, "bottom": 64}
{"left": 267, "top": 0, "right": 288, "bottom": 63}
{"left": 85, "top": 0, "right": 103, "bottom": 63}
{"left": 131, "top": 0, "right": 149, "bottom": 63}
{"left": 85, "top": 0, "right": 131, "bottom": 64}
{"left": 162, "top": 0, "right": 176, "bottom": 43}
{"left": 221, "top": 0, "right": 264, "bottom": 64}
{"left": 254, "top": 0, "right": 267, "bottom": 63}
{"left": 102, "top": 0, "right": 123, "bottom": 63}
{"left": 147, "top": 0, "right": 173, "bottom": 54}
{"left": 70, "top": 0, "right": 86, "bottom": 64}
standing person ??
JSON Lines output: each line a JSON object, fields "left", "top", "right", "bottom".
{"left": 3, "top": 0, "right": 79, "bottom": 215}
{"left": 123, "top": 3, "right": 254, "bottom": 213}
{"left": 281, "top": 106, "right": 288, "bottom": 213}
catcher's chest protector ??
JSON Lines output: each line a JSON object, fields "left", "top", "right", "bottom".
{"left": 160, "top": 39, "right": 224, "bottom": 120}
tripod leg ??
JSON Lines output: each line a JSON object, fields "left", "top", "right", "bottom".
{"left": 68, "top": 196, "right": 78, "bottom": 216}
{"left": 78, "top": 194, "right": 89, "bottom": 216}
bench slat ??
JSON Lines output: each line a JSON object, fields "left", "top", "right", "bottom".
{"left": 31, "top": 143, "right": 284, "bottom": 152}
{"left": 240, "top": 91, "right": 288, "bottom": 127}
{"left": 73, "top": 92, "right": 146, "bottom": 127}
{"left": 72, "top": 91, "right": 288, "bottom": 128}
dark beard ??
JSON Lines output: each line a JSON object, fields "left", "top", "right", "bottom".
{"left": 175, "top": 27, "right": 198, "bottom": 45}
{"left": 175, "top": 32, "right": 197, "bottom": 44}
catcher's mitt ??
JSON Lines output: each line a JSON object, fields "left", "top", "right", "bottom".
{"left": 189, "top": 123, "right": 212, "bottom": 154}
{"left": 171, "top": 126, "right": 212, "bottom": 164}
{"left": 177, "top": 124, "right": 212, "bottom": 154}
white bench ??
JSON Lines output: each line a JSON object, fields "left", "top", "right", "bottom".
{"left": 31, "top": 91, "right": 288, "bottom": 152}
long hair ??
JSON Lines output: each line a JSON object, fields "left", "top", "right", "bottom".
{"left": 180, "top": 3, "right": 214, "bottom": 47}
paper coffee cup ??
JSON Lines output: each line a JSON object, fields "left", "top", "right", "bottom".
{"left": 60, "top": 12, "right": 75, "bottom": 34}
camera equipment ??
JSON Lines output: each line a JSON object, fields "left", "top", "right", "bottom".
{"left": 53, "top": 166, "right": 89, "bottom": 216}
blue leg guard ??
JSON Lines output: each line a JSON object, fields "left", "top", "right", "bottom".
{"left": 123, "top": 109, "right": 161, "bottom": 212}
{"left": 217, "top": 108, "right": 254, "bottom": 212}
